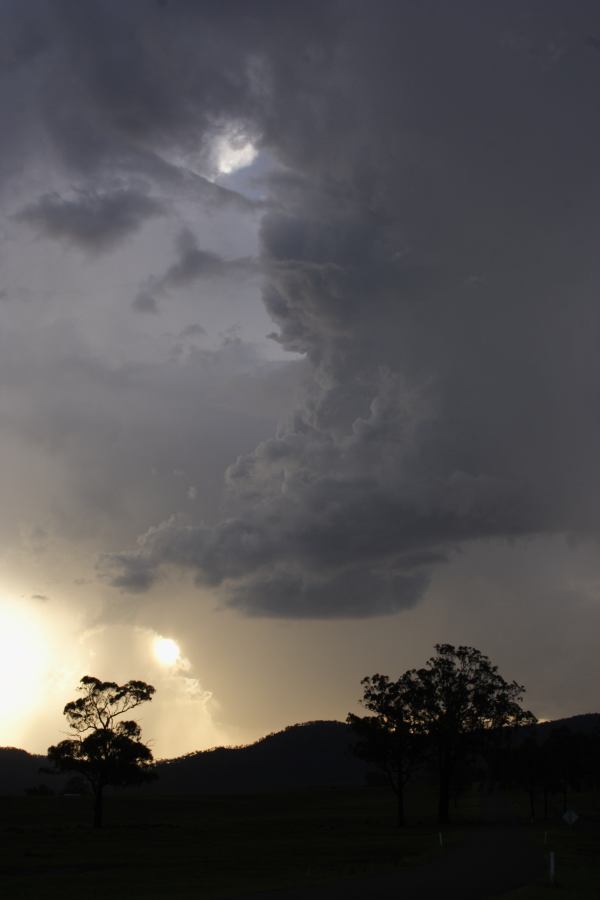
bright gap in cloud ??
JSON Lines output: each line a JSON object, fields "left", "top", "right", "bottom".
{"left": 215, "top": 135, "right": 258, "bottom": 175}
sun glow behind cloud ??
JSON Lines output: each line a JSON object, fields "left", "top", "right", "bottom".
{"left": 73, "top": 625, "right": 232, "bottom": 758}
{"left": 153, "top": 635, "right": 181, "bottom": 667}
{"left": 0, "top": 606, "right": 233, "bottom": 758}
{"left": 0, "top": 600, "right": 50, "bottom": 724}
{"left": 154, "top": 131, "right": 258, "bottom": 183}
{"left": 0, "top": 595, "right": 85, "bottom": 749}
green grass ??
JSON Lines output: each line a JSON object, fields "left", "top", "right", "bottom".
{"left": 0, "top": 787, "right": 449, "bottom": 899}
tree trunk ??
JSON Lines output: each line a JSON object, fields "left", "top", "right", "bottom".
{"left": 396, "top": 783, "right": 405, "bottom": 827}
{"left": 438, "top": 763, "right": 451, "bottom": 825}
{"left": 529, "top": 785, "right": 536, "bottom": 821}
{"left": 93, "top": 785, "right": 104, "bottom": 828}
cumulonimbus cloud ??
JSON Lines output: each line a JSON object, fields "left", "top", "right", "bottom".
{"left": 11, "top": 0, "right": 598, "bottom": 618}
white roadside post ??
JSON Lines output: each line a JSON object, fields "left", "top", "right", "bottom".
{"left": 549, "top": 809, "right": 578, "bottom": 888}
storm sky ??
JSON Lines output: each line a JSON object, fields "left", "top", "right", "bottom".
{"left": 2, "top": 0, "right": 600, "bottom": 757}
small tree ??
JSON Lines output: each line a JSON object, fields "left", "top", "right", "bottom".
{"left": 47, "top": 676, "right": 156, "bottom": 827}
{"left": 348, "top": 673, "right": 424, "bottom": 826}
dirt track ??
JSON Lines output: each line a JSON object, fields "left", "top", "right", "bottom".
{"left": 230, "top": 825, "right": 546, "bottom": 900}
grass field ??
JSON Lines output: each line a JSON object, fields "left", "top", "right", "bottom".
{"left": 0, "top": 786, "right": 451, "bottom": 899}
{"left": 0, "top": 785, "right": 598, "bottom": 899}
{"left": 498, "top": 826, "right": 600, "bottom": 900}
{"left": 497, "top": 789, "right": 600, "bottom": 900}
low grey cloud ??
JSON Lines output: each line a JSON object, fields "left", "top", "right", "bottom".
{"left": 132, "top": 227, "right": 256, "bottom": 313}
{"left": 16, "top": 185, "right": 164, "bottom": 252}
{"left": 180, "top": 323, "right": 206, "bottom": 338}
{"left": 131, "top": 289, "right": 159, "bottom": 315}
{"left": 162, "top": 228, "right": 255, "bottom": 287}
{"left": 0, "top": 316, "right": 301, "bottom": 563}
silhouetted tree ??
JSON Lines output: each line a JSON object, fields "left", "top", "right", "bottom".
{"left": 402, "top": 645, "right": 536, "bottom": 824}
{"left": 348, "top": 674, "right": 425, "bottom": 826}
{"left": 354, "top": 645, "right": 536, "bottom": 826}
{"left": 510, "top": 726, "right": 600, "bottom": 821}
{"left": 47, "top": 676, "right": 156, "bottom": 827}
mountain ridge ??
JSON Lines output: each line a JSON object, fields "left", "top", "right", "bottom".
{"left": 2, "top": 713, "right": 598, "bottom": 796}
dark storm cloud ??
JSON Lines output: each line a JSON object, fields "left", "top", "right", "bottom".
{"left": 104, "top": 1, "right": 600, "bottom": 616}
{"left": 17, "top": 185, "right": 164, "bottom": 252}
{"left": 105, "top": 367, "right": 540, "bottom": 616}
{"left": 0, "top": 0, "right": 264, "bottom": 213}
{"left": 7, "top": 0, "right": 600, "bottom": 616}
{"left": 0, "top": 4, "right": 47, "bottom": 74}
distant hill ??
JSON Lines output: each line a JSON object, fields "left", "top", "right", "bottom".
{"left": 0, "top": 721, "right": 369, "bottom": 797}
{"left": 147, "top": 720, "right": 370, "bottom": 794}
{"left": 534, "top": 713, "right": 600, "bottom": 737}
{"left": 2, "top": 714, "right": 599, "bottom": 796}
{"left": 0, "top": 747, "right": 56, "bottom": 796}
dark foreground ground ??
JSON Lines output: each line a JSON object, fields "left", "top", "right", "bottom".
{"left": 232, "top": 823, "right": 544, "bottom": 900}
{"left": 0, "top": 785, "right": 598, "bottom": 899}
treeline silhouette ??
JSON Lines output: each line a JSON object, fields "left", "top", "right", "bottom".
{"left": 495, "top": 718, "right": 600, "bottom": 819}
{"left": 346, "top": 644, "right": 600, "bottom": 826}
{"left": 2, "top": 714, "right": 599, "bottom": 805}
{"left": 4, "top": 646, "right": 600, "bottom": 832}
